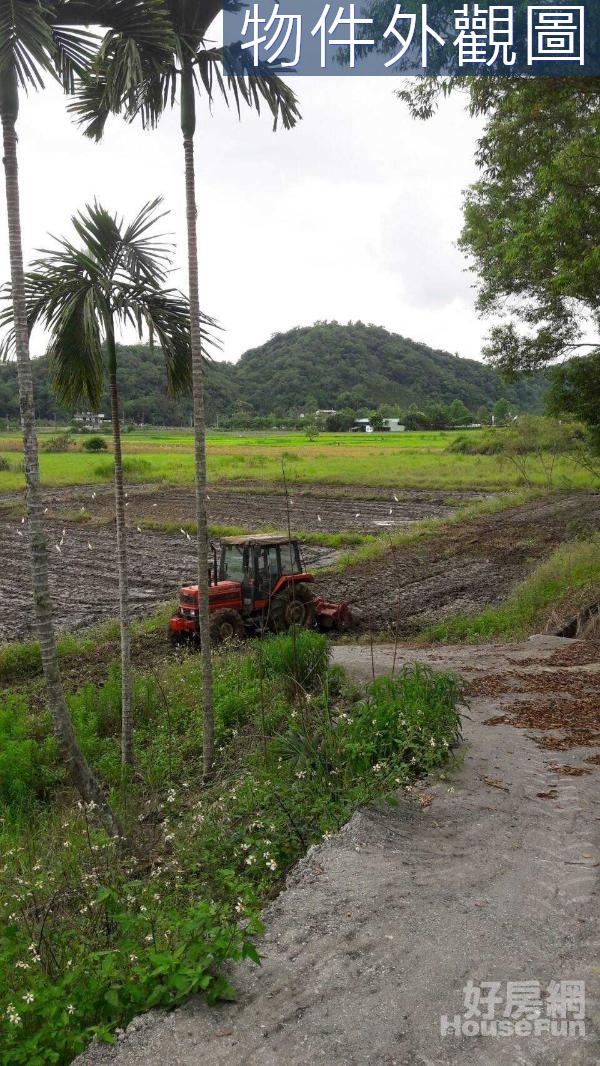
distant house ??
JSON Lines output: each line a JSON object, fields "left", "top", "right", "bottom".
{"left": 352, "top": 418, "right": 405, "bottom": 433}
{"left": 73, "top": 412, "right": 107, "bottom": 431}
{"left": 352, "top": 419, "right": 374, "bottom": 434}
{"left": 315, "top": 409, "right": 337, "bottom": 419}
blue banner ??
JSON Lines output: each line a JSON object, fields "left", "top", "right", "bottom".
{"left": 222, "top": 1, "right": 598, "bottom": 75}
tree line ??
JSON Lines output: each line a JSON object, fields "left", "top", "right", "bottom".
{"left": 0, "top": 322, "right": 547, "bottom": 427}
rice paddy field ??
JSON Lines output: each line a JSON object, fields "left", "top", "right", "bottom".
{"left": 1, "top": 423, "right": 599, "bottom": 646}
{"left": 0, "top": 427, "right": 598, "bottom": 492}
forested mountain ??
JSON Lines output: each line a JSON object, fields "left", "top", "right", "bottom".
{"left": 238, "top": 323, "right": 546, "bottom": 415}
{"left": 0, "top": 322, "right": 547, "bottom": 425}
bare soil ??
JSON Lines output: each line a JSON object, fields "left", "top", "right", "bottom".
{"left": 1, "top": 486, "right": 599, "bottom": 644}
{"left": 0, "top": 481, "right": 481, "bottom": 533}
{"left": 318, "top": 491, "right": 600, "bottom": 635}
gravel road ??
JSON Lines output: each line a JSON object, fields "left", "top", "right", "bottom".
{"left": 75, "top": 635, "right": 599, "bottom": 1066}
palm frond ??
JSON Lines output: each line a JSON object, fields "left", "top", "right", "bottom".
{"left": 218, "top": 45, "right": 301, "bottom": 131}
{"left": 0, "top": 0, "right": 105, "bottom": 96}
{"left": 113, "top": 281, "right": 218, "bottom": 396}
{"left": 1, "top": 198, "right": 213, "bottom": 409}
{"left": 68, "top": 0, "right": 175, "bottom": 138}
{"left": 46, "top": 281, "right": 105, "bottom": 409}
{"left": 69, "top": 3, "right": 301, "bottom": 137}
{"left": 120, "top": 197, "right": 173, "bottom": 284}
{"left": 67, "top": 68, "right": 113, "bottom": 140}
{"left": 50, "top": 22, "right": 98, "bottom": 91}
{"left": 0, "top": 0, "right": 56, "bottom": 91}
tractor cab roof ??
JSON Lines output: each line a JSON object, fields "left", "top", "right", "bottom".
{"left": 220, "top": 534, "right": 299, "bottom": 547}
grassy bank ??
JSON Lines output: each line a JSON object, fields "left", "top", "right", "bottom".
{"left": 423, "top": 539, "right": 600, "bottom": 643}
{"left": 0, "top": 633, "right": 462, "bottom": 1064}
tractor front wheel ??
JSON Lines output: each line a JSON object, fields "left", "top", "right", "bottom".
{"left": 209, "top": 609, "right": 245, "bottom": 644}
{"left": 270, "top": 583, "right": 316, "bottom": 633}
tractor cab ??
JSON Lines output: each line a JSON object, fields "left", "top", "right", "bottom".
{"left": 220, "top": 535, "right": 305, "bottom": 600}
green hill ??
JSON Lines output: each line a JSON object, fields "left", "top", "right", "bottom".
{"left": 236, "top": 322, "right": 546, "bottom": 415}
{"left": 0, "top": 321, "right": 546, "bottom": 425}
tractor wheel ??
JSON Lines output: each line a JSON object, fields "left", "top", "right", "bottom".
{"left": 209, "top": 608, "right": 245, "bottom": 645}
{"left": 270, "top": 583, "right": 316, "bottom": 633}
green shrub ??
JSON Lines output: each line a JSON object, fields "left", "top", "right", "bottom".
{"left": 42, "top": 434, "right": 73, "bottom": 453}
{"left": 340, "top": 667, "right": 463, "bottom": 776}
{"left": 82, "top": 436, "right": 107, "bottom": 453}
{"left": 0, "top": 697, "right": 61, "bottom": 810}
{"left": 0, "top": 889, "right": 257, "bottom": 1066}
{"left": 0, "top": 457, "right": 9, "bottom": 471}
{"left": 259, "top": 630, "right": 330, "bottom": 693}
{"left": 0, "top": 640, "right": 42, "bottom": 683}
{"left": 446, "top": 432, "right": 502, "bottom": 455}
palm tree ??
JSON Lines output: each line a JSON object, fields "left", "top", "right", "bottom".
{"left": 2, "top": 198, "right": 211, "bottom": 766}
{"left": 0, "top": 0, "right": 138, "bottom": 836}
{"left": 73, "top": 1, "right": 301, "bottom": 779}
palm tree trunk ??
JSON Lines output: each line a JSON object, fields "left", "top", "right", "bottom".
{"left": 181, "top": 62, "right": 215, "bottom": 780}
{"left": 0, "top": 76, "right": 122, "bottom": 840}
{"left": 107, "top": 329, "right": 133, "bottom": 767}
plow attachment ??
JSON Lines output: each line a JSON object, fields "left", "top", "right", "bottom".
{"left": 313, "top": 596, "right": 354, "bottom": 631}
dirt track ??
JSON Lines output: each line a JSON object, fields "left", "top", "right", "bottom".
{"left": 0, "top": 486, "right": 599, "bottom": 643}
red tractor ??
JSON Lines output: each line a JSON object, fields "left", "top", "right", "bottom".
{"left": 168, "top": 534, "right": 353, "bottom": 645}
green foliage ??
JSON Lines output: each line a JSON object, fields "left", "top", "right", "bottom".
{"left": 446, "top": 417, "right": 588, "bottom": 492}
{"left": 259, "top": 631, "right": 330, "bottom": 694}
{"left": 93, "top": 457, "right": 152, "bottom": 480}
{"left": 457, "top": 80, "right": 600, "bottom": 373}
{"left": 42, "top": 433, "right": 73, "bottom": 453}
{"left": 0, "top": 889, "right": 255, "bottom": 1066}
{"left": 81, "top": 436, "right": 107, "bottom": 452}
{"left": 547, "top": 352, "right": 600, "bottom": 451}
{"left": 0, "top": 637, "right": 462, "bottom": 1061}
{"left": 0, "top": 697, "right": 61, "bottom": 809}
{"left": 492, "top": 398, "right": 512, "bottom": 426}
{"left": 339, "top": 668, "right": 463, "bottom": 777}
{"left": 446, "top": 398, "right": 472, "bottom": 427}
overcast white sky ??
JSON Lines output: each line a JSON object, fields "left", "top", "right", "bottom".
{"left": 2, "top": 76, "right": 486, "bottom": 364}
